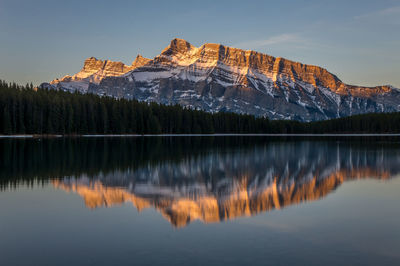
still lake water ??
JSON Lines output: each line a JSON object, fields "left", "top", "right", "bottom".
{"left": 1, "top": 137, "right": 400, "bottom": 266}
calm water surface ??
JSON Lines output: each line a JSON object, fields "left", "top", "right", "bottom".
{"left": 1, "top": 137, "right": 400, "bottom": 266}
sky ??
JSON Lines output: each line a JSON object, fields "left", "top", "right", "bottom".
{"left": 0, "top": 0, "right": 399, "bottom": 87}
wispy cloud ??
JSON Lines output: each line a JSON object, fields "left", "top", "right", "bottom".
{"left": 234, "top": 34, "right": 305, "bottom": 49}
{"left": 354, "top": 6, "right": 400, "bottom": 24}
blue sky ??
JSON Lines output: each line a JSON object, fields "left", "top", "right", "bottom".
{"left": 1, "top": 0, "right": 399, "bottom": 87}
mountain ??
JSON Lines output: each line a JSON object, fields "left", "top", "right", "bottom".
{"left": 40, "top": 38, "right": 400, "bottom": 121}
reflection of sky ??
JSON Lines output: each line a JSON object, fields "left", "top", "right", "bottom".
{"left": 0, "top": 0, "right": 399, "bottom": 88}
{"left": 1, "top": 177, "right": 399, "bottom": 266}
{"left": 238, "top": 177, "right": 400, "bottom": 259}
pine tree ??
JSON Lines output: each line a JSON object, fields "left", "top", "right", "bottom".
{"left": 3, "top": 106, "right": 12, "bottom": 135}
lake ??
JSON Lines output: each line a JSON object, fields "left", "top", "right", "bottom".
{"left": 1, "top": 136, "right": 399, "bottom": 266}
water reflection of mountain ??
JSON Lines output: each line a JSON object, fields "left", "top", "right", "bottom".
{"left": 52, "top": 141, "right": 400, "bottom": 227}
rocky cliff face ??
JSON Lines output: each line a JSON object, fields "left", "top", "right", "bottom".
{"left": 43, "top": 57, "right": 137, "bottom": 92}
{"left": 41, "top": 38, "right": 400, "bottom": 121}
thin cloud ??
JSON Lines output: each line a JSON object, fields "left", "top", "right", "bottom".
{"left": 234, "top": 34, "right": 305, "bottom": 49}
{"left": 354, "top": 6, "right": 400, "bottom": 24}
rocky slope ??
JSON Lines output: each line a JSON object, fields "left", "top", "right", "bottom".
{"left": 41, "top": 38, "right": 400, "bottom": 121}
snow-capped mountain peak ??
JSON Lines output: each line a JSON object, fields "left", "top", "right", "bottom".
{"left": 40, "top": 38, "right": 400, "bottom": 121}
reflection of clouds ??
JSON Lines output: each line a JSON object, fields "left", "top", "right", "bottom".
{"left": 235, "top": 217, "right": 300, "bottom": 233}
{"left": 54, "top": 142, "right": 400, "bottom": 228}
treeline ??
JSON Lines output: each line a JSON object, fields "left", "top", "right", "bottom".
{"left": 0, "top": 80, "right": 271, "bottom": 134}
{"left": 2, "top": 137, "right": 397, "bottom": 190}
{"left": 1, "top": 80, "right": 400, "bottom": 134}
{"left": 0, "top": 136, "right": 271, "bottom": 186}
{"left": 308, "top": 113, "right": 400, "bottom": 134}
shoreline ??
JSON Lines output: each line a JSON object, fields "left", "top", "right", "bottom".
{"left": 1, "top": 133, "right": 400, "bottom": 138}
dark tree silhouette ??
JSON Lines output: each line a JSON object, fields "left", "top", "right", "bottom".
{"left": 0, "top": 79, "right": 399, "bottom": 135}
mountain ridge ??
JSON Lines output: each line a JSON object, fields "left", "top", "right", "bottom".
{"left": 40, "top": 38, "right": 400, "bottom": 121}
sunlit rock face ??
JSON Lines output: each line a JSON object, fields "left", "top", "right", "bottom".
{"left": 40, "top": 38, "right": 400, "bottom": 121}
{"left": 53, "top": 142, "right": 400, "bottom": 228}
{"left": 41, "top": 57, "right": 140, "bottom": 92}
